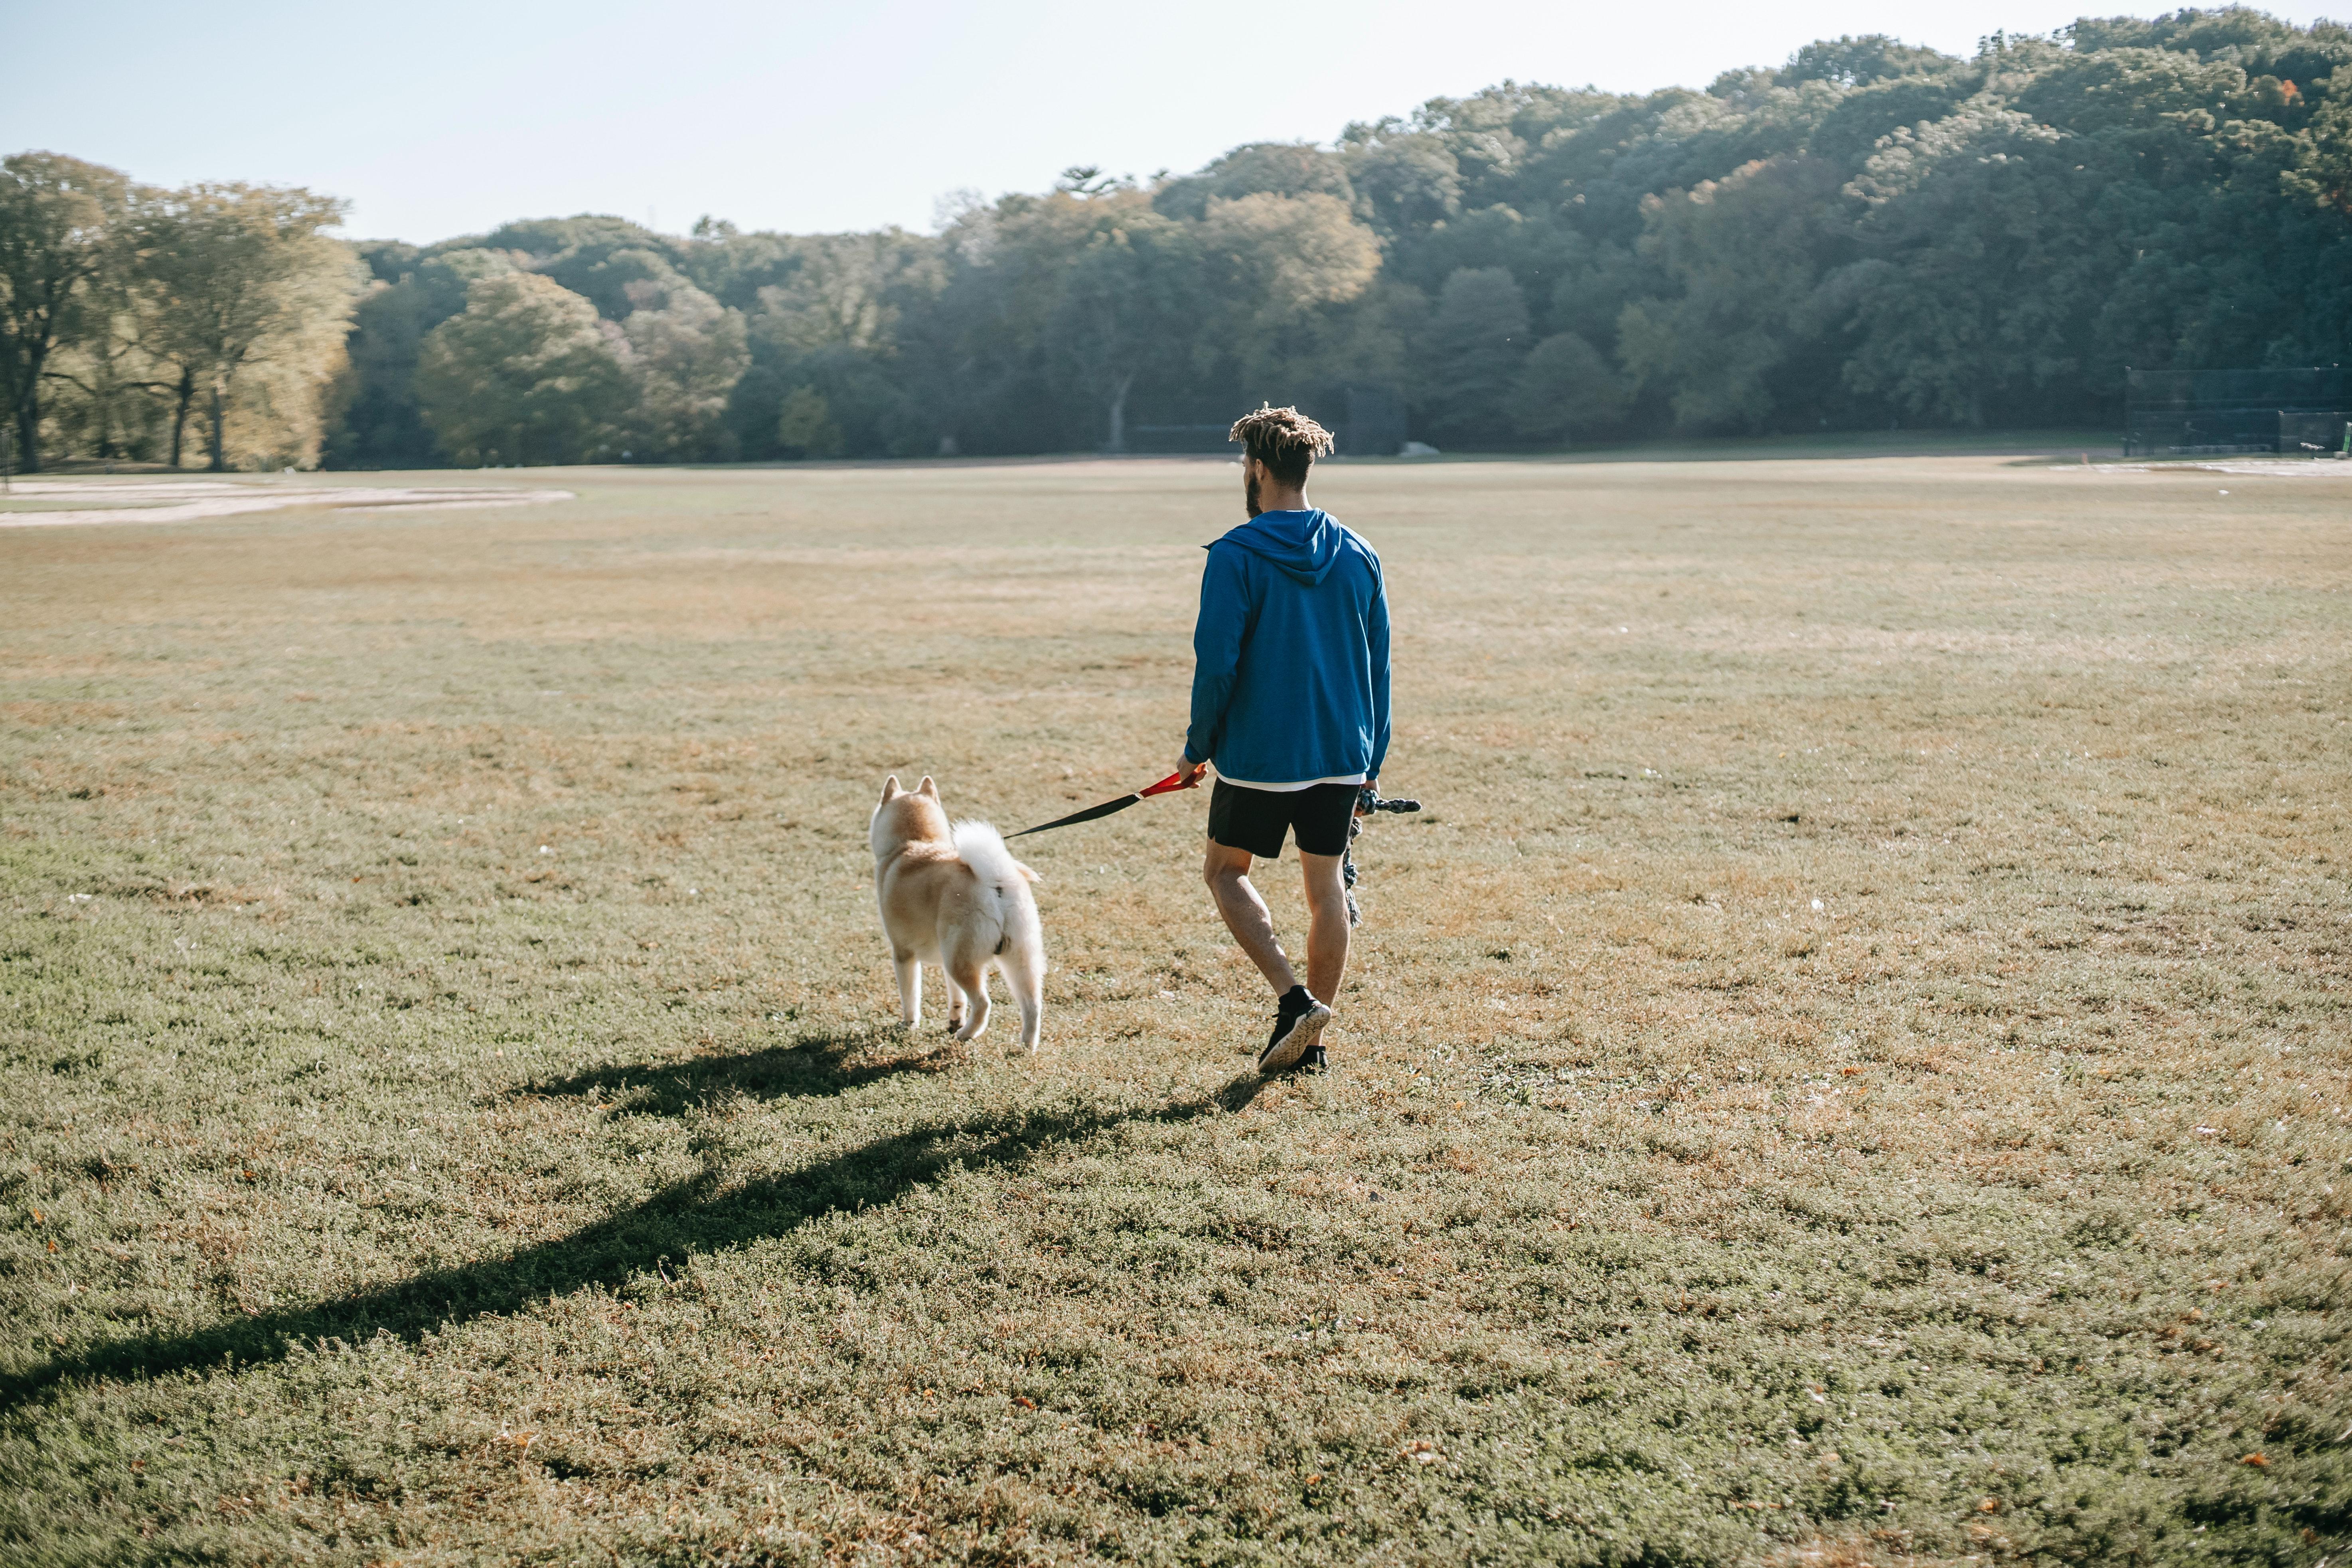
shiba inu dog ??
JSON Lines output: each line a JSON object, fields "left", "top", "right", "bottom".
{"left": 868, "top": 776, "right": 1045, "bottom": 1049}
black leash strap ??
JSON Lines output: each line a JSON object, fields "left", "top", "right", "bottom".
{"left": 1009, "top": 772, "right": 1190, "bottom": 838}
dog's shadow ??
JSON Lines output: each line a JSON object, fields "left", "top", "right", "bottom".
{"left": 2, "top": 1068, "right": 1265, "bottom": 1412}
{"left": 515, "top": 1029, "right": 962, "bottom": 1116}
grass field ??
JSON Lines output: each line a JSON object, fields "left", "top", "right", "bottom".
{"left": 1, "top": 454, "right": 2346, "bottom": 1566}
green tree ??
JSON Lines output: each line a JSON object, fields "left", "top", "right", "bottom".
{"left": 414, "top": 272, "right": 630, "bottom": 466}
{"left": 321, "top": 249, "right": 521, "bottom": 469}
{"left": 775, "top": 385, "right": 844, "bottom": 458}
{"left": 41, "top": 191, "right": 176, "bottom": 463}
{"left": 1043, "top": 198, "right": 1200, "bottom": 450}
{"left": 133, "top": 182, "right": 353, "bottom": 469}
{"left": 1615, "top": 157, "right": 1851, "bottom": 433}
{"left": 0, "top": 151, "right": 126, "bottom": 472}
{"left": 469, "top": 215, "right": 675, "bottom": 319}
{"left": 752, "top": 231, "right": 940, "bottom": 356}
{"left": 2287, "top": 64, "right": 2352, "bottom": 215}
{"left": 1780, "top": 34, "right": 1955, "bottom": 87}
{"left": 622, "top": 278, "right": 750, "bottom": 460}
{"left": 1417, "top": 267, "right": 1529, "bottom": 443}
{"left": 1152, "top": 141, "right": 1354, "bottom": 221}
{"left": 1513, "top": 331, "right": 1629, "bottom": 443}
{"left": 1199, "top": 192, "right": 1381, "bottom": 387}
{"left": 1339, "top": 126, "right": 1463, "bottom": 237}
{"left": 1834, "top": 107, "right": 2104, "bottom": 425}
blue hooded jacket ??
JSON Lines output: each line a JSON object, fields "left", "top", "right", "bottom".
{"left": 1183, "top": 508, "right": 1391, "bottom": 786}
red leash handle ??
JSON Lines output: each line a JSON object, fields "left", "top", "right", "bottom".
{"left": 1137, "top": 771, "right": 1192, "bottom": 799}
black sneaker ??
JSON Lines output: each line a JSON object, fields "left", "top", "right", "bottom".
{"left": 1297, "top": 1044, "right": 1329, "bottom": 1074}
{"left": 1258, "top": 986, "right": 1332, "bottom": 1075}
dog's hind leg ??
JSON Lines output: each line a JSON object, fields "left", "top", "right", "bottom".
{"left": 942, "top": 968, "right": 967, "bottom": 1033}
{"left": 997, "top": 948, "right": 1044, "bottom": 1051}
{"left": 948, "top": 959, "right": 991, "bottom": 1042}
{"left": 893, "top": 951, "right": 922, "bottom": 1028}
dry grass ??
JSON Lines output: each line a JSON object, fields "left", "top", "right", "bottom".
{"left": 0, "top": 454, "right": 2344, "bottom": 1566}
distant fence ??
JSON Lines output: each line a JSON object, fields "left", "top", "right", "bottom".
{"left": 2124, "top": 367, "right": 2352, "bottom": 456}
{"left": 2279, "top": 412, "right": 2352, "bottom": 454}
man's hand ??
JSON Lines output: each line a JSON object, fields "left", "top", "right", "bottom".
{"left": 1175, "top": 758, "right": 1209, "bottom": 789}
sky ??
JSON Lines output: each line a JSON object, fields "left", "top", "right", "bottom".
{"left": 8, "top": 0, "right": 2342, "bottom": 244}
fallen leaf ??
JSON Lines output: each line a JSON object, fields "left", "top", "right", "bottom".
{"left": 1979, "top": 1498, "right": 2001, "bottom": 1513}
{"left": 2242, "top": 1453, "right": 2269, "bottom": 1467}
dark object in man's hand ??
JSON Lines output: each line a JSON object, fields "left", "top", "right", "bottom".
{"left": 1343, "top": 786, "right": 1421, "bottom": 925}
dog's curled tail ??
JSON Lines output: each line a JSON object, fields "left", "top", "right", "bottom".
{"left": 951, "top": 821, "right": 1043, "bottom": 952}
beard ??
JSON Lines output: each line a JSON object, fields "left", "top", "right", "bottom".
{"left": 1244, "top": 472, "right": 1262, "bottom": 518}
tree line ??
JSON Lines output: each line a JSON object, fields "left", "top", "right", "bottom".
{"left": 0, "top": 162, "right": 350, "bottom": 472}
{"left": 6, "top": 8, "right": 2352, "bottom": 472}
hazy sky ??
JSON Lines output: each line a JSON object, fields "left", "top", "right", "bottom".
{"left": 8, "top": 1, "right": 2340, "bottom": 243}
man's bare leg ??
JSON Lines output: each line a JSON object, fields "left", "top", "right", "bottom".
{"left": 1203, "top": 840, "right": 1298, "bottom": 995}
{"left": 1297, "top": 849, "right": 1352, "bottom": 1007}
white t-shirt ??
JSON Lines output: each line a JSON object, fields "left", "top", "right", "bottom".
{"left": 1215, "top": 771, "right": 1367, "bottom": 793}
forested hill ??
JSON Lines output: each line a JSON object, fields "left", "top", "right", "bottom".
{"left": 12, "top": 8, "right": 2352, "bottom": 470}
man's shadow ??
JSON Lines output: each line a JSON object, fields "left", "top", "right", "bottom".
{"left": 1, "top": 1047, "right": 1271, "bottom": 1411}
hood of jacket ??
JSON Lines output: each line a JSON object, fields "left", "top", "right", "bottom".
{"left": 1207, "top": 508, "right": 1343, "bottom": 587}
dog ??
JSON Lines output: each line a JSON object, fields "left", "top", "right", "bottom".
{"left": 868, "top": 775, "right": 1045, "bottom": 1049}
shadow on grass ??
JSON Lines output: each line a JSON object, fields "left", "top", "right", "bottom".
{"left": 1, "top": 1069, "right": 1267, "bottom": 1411}
{"left": 513, "top": 1029, "right": 958, "bottom": 1114}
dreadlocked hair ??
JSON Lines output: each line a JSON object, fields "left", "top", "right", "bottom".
{"left": 1228, "top": 404, "right": 1335, "bottom": 488}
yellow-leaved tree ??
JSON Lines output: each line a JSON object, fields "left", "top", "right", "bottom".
{"left": 132, "top": 182, "right": 356, "bottom": 469}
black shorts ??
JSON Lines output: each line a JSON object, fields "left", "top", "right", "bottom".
{"left": 1207, "top": 779, "right": 1359, "bottom": 859}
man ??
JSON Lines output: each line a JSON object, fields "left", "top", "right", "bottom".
{"left": 1175, "top": 404, "right": 1391, "bottom": 1075}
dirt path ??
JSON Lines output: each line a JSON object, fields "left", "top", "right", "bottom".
{"left": 0, "top": 479, "right": 573, "bottom": 527}
{"left": 2093, "top": 458, "right": 2352, "bottom": 477}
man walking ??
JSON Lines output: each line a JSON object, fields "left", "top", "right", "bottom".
{"left": 1175, "top": 405, "right": 1391, "bottom": 1075}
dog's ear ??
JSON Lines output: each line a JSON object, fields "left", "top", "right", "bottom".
{"left": 1015, "top": 861, "right": 1041, "bottom": 885}
{"left": 916, "top": 776, "right": 939, "bottom": 798}
{"left": 880, "top": 775, "right": 902, "bottom": 802}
